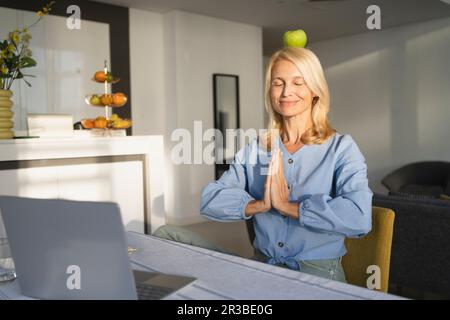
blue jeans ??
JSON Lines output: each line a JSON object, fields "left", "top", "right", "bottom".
{"left": 153, "top": 225, "right": 347, "bottom": 283}
{"left": 251, "top": 249, "right": 347, "bottom": 283}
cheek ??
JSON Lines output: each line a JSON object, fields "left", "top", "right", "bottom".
{"left": 270, "top": 88, "right": 281, "bottom": 102}
{"left": 298, "top": 87, "right": 313, "bottom": 101}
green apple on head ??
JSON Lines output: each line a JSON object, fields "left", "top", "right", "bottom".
{"left": 283, "top": 29, "right": 307, "bottom": 48}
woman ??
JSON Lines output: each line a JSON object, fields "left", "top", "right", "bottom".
{"left": 154, "top": 47, "right": 372, "bottom": 282}
{"left": 199, "top": 47, "right": 372, "bottom": 282}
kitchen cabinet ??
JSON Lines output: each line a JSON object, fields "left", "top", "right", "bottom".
{"left": 0, "top": 135, "right": 166, "bottom": 238}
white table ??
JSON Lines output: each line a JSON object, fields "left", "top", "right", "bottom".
{"left": 0, "top": 232, "right": 404, "bottom": 300}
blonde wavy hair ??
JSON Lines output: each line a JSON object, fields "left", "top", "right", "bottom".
{"left": 263, "top": 47, "right": 335, "bottom": 150}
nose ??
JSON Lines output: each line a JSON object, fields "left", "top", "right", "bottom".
{"left": 282, "top": 83, "right": 294, "bottom": 97}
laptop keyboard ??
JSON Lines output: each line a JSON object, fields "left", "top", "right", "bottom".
{"left": 136, "top": 283, "right": 174, "bottom": 300}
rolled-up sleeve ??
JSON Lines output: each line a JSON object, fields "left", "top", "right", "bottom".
{"left": 298, "top": 136, "right": 373, "bottom": 238}
{"left": 200, "top": 146, "right": 255, "bottom": 222}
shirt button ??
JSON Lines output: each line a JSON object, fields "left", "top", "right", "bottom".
{"left": 287, "top": 185, "right": 291, "bottom": 190}
{"left": 288, "top": 158, "right": 293, "bottom": 164}
{"left": 278, "top": 242, "right": 284, "bottom": 248}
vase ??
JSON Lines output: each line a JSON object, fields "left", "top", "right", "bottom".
{"left": 0, "top": 89, "right": 14, "bottom": 139}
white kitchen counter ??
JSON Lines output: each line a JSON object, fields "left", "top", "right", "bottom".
{"left": 0, "top": 135, "right": 166, "bottom": 234}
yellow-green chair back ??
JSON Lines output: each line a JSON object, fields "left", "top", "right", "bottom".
{"left": 342, "top": 206, "right": 395, "bottom": 293}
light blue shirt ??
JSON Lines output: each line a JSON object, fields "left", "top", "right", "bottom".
{"left": 200, "top": 133, "right": 373, "bottom": 270}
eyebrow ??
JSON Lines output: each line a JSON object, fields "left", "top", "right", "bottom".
{"left": 271, "top": 76, "right": 304, "bottom": 81}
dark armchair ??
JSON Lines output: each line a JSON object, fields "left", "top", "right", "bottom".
{"left": 381, "top": 161, "right": 450, "bottom": 198}
{"left": 373, "top": 193, "right": 450, "bottom": 298}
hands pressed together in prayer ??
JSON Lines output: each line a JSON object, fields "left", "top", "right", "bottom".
{"left": 245, "top": 149, "right": 300, "bottom": 219}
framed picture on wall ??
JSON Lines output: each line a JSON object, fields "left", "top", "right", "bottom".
{"left": 212, "top": 74, "right": 240, "bottom": 180}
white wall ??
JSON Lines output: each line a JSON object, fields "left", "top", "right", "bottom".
{"left": 309, "top": 17, "right": 450, "bottom": 194}
{"left": 130, "top": 9, "right": 264, "bottom": 224}
{"left": 0, "top": 7, "right": 110, "bottom": 131}
{"left": 129, "top": 9, "right": 166, "bottom": 136}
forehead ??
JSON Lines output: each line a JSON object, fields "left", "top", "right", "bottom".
{"left": 271, "top": 59, "right": 303, "bottom": 78}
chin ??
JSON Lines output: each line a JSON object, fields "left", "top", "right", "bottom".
{"left": 276, "top": 104, "right": 310, "bottom": 118}
{"left": 277, "top": 107, "right": 302, "bottom": 118}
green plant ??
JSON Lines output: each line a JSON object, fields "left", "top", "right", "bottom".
{"left": 0, "top": 1, "right": 55, "bottom": 90}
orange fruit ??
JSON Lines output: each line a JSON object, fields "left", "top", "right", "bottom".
{"left": 94, "top": 71, "right": 106, "bottom": 82}
{"left": 100, "top": 94, "right": 114, "bottom": 106}
{"left": 81, "top": 119, "right": 94, "bottom": 129}
{"left": 94, "top": 116, "right": 108, "bottom": 129}
{"left": 112, "top": 93, "right": 127, "bottom": 106}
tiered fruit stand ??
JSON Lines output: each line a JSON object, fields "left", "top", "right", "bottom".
{"left": 82, "top": 60, "right": 131, "bottom": 131}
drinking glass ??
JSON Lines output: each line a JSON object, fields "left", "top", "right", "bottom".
{"left": 0, "top": 215, "right": 16, "bottom": 282}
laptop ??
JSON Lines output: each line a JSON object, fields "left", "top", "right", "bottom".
{"left": 0, "top": 196, "right": 195, "bottom": 300}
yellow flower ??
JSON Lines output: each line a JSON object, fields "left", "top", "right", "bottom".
{"left": 0, "top": 66, "right": 8, "bottom": 75}
{"left": 9, "top": 32, "right": 20, "bottom": 44}
{"left": 22, "top": 33, "right": 32, "bottom": 43}
{"left": 7, "top": 44, "right": 15, "bottom": 53}
{"left": 37, "top": 1, "right": 55, "bottom": 17}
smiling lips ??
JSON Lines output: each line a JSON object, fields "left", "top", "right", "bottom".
{"left": 280, "top": 100, "right": 299, "bottom": 107}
